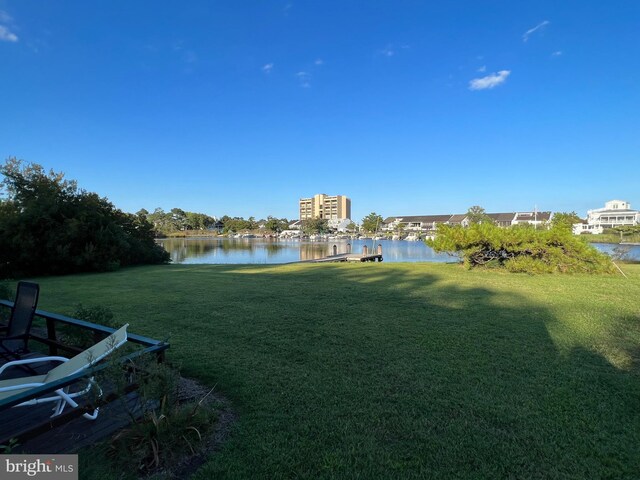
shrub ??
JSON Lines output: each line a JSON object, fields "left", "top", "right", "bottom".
{"left": 426, "top": 222, "right": 616, "bottom": 274}
{"left": 0, "top": 158, "right": 169, "bottom": 278}
{"left": 61, "top": 304, "right": 121, "bottom": 349}
{"left": 102, "top": 357, "right": 219, "bottom": 476}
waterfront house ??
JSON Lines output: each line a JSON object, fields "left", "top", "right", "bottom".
{"left": 447, "top": 214, "right": 469, "bottom": 227}
{"left": 586, "top": 200, "right": 640, "bottom": 228}
{"left": 573, "top": 200, "right": 639, "bottom": 234}
{"left": 383, "top": 215, "right": 453, "bottom": 234}
{"left": 383, "top": 210, "right": 553, "bottom": 232}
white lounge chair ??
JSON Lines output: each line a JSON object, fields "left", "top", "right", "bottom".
{"left": 0, "top": 324, "right": 128, "bottom": 420}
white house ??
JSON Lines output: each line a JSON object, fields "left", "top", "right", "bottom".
{"left": 573, "top": 200, "right": 640, "bottom": 234}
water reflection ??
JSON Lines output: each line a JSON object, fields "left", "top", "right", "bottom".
{"left": 158, "top": 238, "right": 640, "bottom": 265}
{"left": 158, "top": 238, "right": 456, "bottom": 264}
{"left": 592, "top": 243, "right": 640, "bottom": 261}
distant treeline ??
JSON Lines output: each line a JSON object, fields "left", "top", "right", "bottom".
{"left": 139, "top": 209, "right": 291, "bottom": 236}
{"left": 0, "top": 158, "right": 169, "bottom": 278}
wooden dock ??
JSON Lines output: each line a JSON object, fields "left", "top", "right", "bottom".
{"left": 299, "top": 253, "right": 383, "bottom": 263}
{"left": 294, "top": 243, "right": 384, "bottom": 263}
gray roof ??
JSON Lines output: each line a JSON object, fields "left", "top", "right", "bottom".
{"left": 448, "top": 214, "right": 468, "bottom": 223}
{"left": 487, "top": 213, "right": 516, "bottom": 222}
{"left": 383, "top": 211, "right": 559, "bottom": 226}
{"left": 514, "top": 211, "right": 552, "bottom": 222}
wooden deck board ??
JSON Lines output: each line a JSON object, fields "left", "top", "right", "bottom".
{"left": 0, "top": 356, "right": 144, "bottom": 454}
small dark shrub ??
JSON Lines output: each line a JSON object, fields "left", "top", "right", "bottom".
{"left": 62, "top": 304, "right": 120, "bottom": 349}
{"left": 103, "top": 358, "right": 218, "bottom": 476}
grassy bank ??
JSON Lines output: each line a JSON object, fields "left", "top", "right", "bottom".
{"left": 14, "top": 263, "right": 640, "bottom": 479}
{"left": 582, "top": 233, "right": 640, "bottom": 244}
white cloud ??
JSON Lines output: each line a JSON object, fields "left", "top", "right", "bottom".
{"left": 380, "top": 45, "right": 395, "bottom": 57}
{"left": 477, "top": 65, "right": 486, "bottom": 73}
{"left": 469, "top": 70, "right": 511, "bottom": 91}
{"left": 262, "top": 63, "right": 274, "bottom": 73}
{"left": 296, "top": 71, "right": 311, "bottom": 87}
{"left": 552, "top": 50, "right": 562, "bottom": 57}
{"left": 523, "top": 20, "right": 550, "bottom": 42}
{"left": 0, "top": 25, "right": 18, "bottom": 42}
{"left": 314, "top": 58, "right": 323, "bottom": 66}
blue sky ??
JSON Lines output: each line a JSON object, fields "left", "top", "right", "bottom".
{"left": 1, "top": 1, "right": 639, "bottom": 222}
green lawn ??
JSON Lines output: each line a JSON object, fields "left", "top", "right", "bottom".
{"left": 16, "top": 263, "right": 640, "bottom": 479}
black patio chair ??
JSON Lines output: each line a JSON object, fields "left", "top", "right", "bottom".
{"left": 0, "top": 281, "right": 40, "bottom": 360}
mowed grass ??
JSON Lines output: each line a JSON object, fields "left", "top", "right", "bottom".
{"left": 22, "top": 263, "right": 640, "bottom": 479}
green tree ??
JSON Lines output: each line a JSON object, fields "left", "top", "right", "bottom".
{"left": 170, "top": 208, "right": 188, "bottom": 231}
{"left": 550, "top": 212, "right": 582, "bottom": 231}
{"left": 302, "top": 218, "right": 328, "bottom": 234}
{"left": 466, "top": 205, "right": 493, "bottom": 225}
{"left": 0, "top": 158, "right": 169, "bottom": 278}
{"left": 222, "top": 216, "right": 250, "bottom": 234}
{"left": 184, "top": 212, "right": 215, "bottom": 231}
{"left": 147, "top": 208, "right": 175, "bottom": 234}
{"left": 426, "top": 222, "right": 614, "bottom": 274}
{"left": 264, "top": 216, "right": 289, "bottom": 234}
{"left": 346, "top": 221, "right": 358, "bottom": 234}
{"left": 247, "top": 216, "right": 258, "bottom": 231}
{"left": 361, "top": 212, "right": 383, "bottom": 233}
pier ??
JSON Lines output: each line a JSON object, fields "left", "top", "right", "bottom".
{"left": 297, "top": 244, "right": 383, "bottom": 263}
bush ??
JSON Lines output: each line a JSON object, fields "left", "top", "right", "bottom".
{"left": 61, "top": 304, "right": 121, "bottom": 349}
{"left": 426, "top": 222, "right": 616, "bottom": 274}
{"left": 0, "top": 158, "right": 169, "bottom": 278}
{"left": 102, "top": 358, "right": 219, "bottom": 476}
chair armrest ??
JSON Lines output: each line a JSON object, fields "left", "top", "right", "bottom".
{"left": 0, "top": 356, "right": 69, "bottom": 376}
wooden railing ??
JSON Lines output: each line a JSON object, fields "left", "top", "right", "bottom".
{"left": 0, "top": 300, "right": 169, "bottom": 444}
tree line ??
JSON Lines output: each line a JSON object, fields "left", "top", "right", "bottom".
{"left": 0, "top": 158, "right": 169, "bottom": 278}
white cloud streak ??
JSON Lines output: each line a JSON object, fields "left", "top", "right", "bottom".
{"left": 552, "top": 50, "right": 562, "bottom": 57}
{"left": 296, "top": 71, "right": 311, "bottom": 87}
{"left": 522, "top": 20, "right": 550, "bottom": 42}
{"left": 477, "top": 65, "right": 486, "bottom": 73}
{"left": 262, "top": 63, "right": 274, "bottom": 73}
{"left": 469, "top": 70, "right": 511, "bottom": 91}
{"left": 0, "top": 25, "right": 18, "bottom": 42}
{"left": 314, "top": 58, "right": 323, "bottom": 66}
{"left": 0, "top": 10, "right": 18, "bottom": 42}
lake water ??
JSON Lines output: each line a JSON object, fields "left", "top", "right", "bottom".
{"left": 591, "top": 243, "right": 640, "bottom": 261}
{"left": 158, "top": 238, "right": 640, "bottom": 265}
{"left": 158, "top": 238, "right": 456, "bottom": 264}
